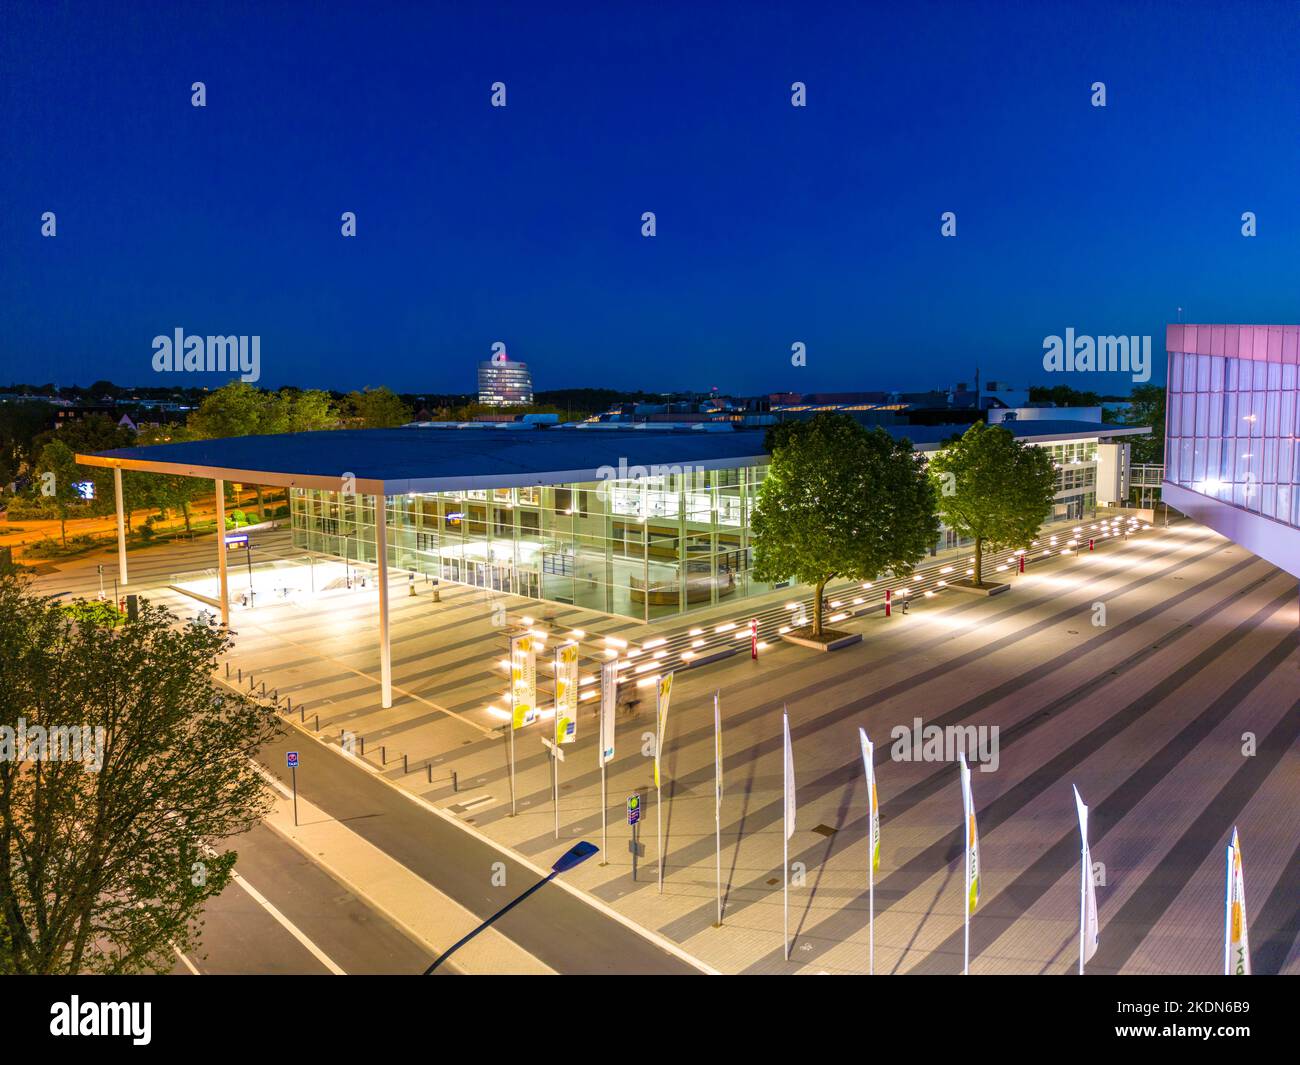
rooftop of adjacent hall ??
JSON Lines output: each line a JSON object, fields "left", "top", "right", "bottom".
{"left": 76, "top": 418, "right": 1148, "bottom": 496}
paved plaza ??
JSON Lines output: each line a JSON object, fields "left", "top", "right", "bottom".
{"left": 31, "top": 517, "right": 1300, "bottom": 974}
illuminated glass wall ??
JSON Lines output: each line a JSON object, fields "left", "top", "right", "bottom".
{"left": 290, "top": 465, "right": 775, "bottom": 621}
{"left": 1165, "top": 333, "right": 1299, "bottom": 528}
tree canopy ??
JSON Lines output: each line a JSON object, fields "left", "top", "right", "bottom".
{"left": 751, "top": 414, "right": 939, "bottom": 636}
{"left": 927, "top": 421, "right": 1057, "bottom": 586}
{"left": 0, "top": 575, "right": 282, "bottom": 973}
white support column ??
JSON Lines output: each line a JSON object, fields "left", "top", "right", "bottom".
{"left": 376, "top": 491, "right": 392, "bottom": 708}
{"left": 113, "top": 466, "right": 128, "bottom": 586}
{"left": 214, "top": 478, "right": 230, "bottom": 628}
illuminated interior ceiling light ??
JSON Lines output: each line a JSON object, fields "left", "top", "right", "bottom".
{"left": 486, "top": 705, "right": 511, "bottom": 721}
{"left": 937, "top": 579, "right": 947, "bottom": 587}
{"left": 604, "top": 636, "right": 628, "bottom": 649}
{"left": 996, "top": 564, "right": 1008, "bottom": 571}
{"left": 912, "top": 574, "right": 922, "bottom": 581}
{"left": 779, "top": 625, "right": 791, "bottom": 634}
{"left": 757, "top": 641, "right": 769, "bottom": 650}
{"left": 853, "top": 597, "right": 864, "bottom": 604}
{"left": 861, "top": 581, "right": 873, "bottom": 589}
{"left": 569, "top": 629, "right": 585, "bottom": 639}
{"left": 626, "top": 648, "right": 641, "bottom": 658}
{"left": 1041, "top": 550, "right": 1050, "bottom": 556}
{"left": 580, "top": 690, "right": 597, "bottom": 701}
{"left": 689, "top": 627, "right": 704, "bottom": 636}
{"left": 521, "top": 616, "right": 534, "bottom": 626}
{"left": 681, "top": 651, "right": 696, "bottom": 661}
{"left": 716, "top": 622, "right": 736, "bottom": 633}
{"left": 691, "top": 638, "right": 705, "bottom": 648}
{"left": 784, "top": 602, "right": 798, "bottom": 610}
{"left": 636, "top": 676, "right": 657, "bottom": 688}
{"left": 643, "top": 637, "right": 667, "bottom": 650}
{"left": 529, "top": 628, "right": 548, "bottom": 638}
{"left": 1062, "top": 548, "right": 1073, "bottom": 555}
{"left": 830, "top": 611, "right": 849, "bottom": 621}
{"left": 579, "top": 675, "right": 596, "bottom": 686}
{"left": 966, "top": 568, "right": 974, "bottom": 575}
{"left": 635, "top": 662, "right": 655, "bottom": 674}
{"left": 497, "top": 659, "right": 510, "bottom": 670}
{"left": 924, "top": 590, "right": 935, "bottom": 598}
{"left": 940, "top": 565, "right": 953, "bottom": 574}
{"left": 734, "top": 630, "right": 748, "bottom": 639}
{"left": 653, "top": 650, "right": 666, "bottom": 659}
{"left": 603, "top": 648, "right": 618, "bottom": 658}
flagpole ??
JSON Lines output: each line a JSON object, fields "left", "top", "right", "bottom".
{"left": 508, "top": 689, "right": 517, "bottom": 817}
{"left": 599, "top": 699, "right": 607, "bottom": 864}
{"left": 657, "top": 717, "right": 663, "bottom": 895}
{"left": 714, "top": 692, "right": 722, "bottom": 927}
{"left": 783, "top": 714, "right": 789, "bottom": 962}
{"left": 963, "top": 793, "right": 970, "bottom": 976}
{"left": 869, "top": 824, "right": 875, "bottom": 975}
{"left": 1223, "top": 839, "right": 1233, "bottom": 976}
{"left": 1078, "top": 831, "right": 1087, "bottom": 976}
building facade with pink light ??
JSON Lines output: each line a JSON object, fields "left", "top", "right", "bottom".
{"left": 1163, "top": 324, "right": 1300, "bottom": 578}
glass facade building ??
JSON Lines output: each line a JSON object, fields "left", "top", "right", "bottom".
{"left": 289, "top": 425, "right": 1127, "bottom": 621}
{"left": 1163, "top": 323, "right": 1300, "bottom": 578}
{"left": 477, "top": 359, "right": 534, "bottom": 406}
{"left": 291, "top": 465, "right": 773, "bottom": 621}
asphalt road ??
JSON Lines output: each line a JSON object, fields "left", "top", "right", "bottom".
{"left": 254, "top": 731, "right": 703, "bottom": 974}
{"left": 169, "top": 821, "right": 436, "bottom": 976}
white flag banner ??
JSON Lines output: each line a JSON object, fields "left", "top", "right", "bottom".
{"left": 554, "top": 642, "right": 579, "bottom": 745}
{"left": 783, "top": 711, "right": 796, "bottom": 840}
{"left": 1225, "top": 827, "right": 1251, "bottom": 976}
{"left": 599, "top": 660, "right": 617, "bottom": 766}
{"left": 654, "top": 671, "right": 673, "bottom": 789}
{"left": 959, "top": 753, "right": 979, "bottom": 914}
{"left": 858, "top": 728, "right": 880, "bottom": 873}
{"left": 509, "top": 632, "right": 537, "bottom": 729}
{"left": 1073, "top": 785, "right": 1099, "bottom": 964}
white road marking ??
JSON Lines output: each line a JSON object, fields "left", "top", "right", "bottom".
{"left": 173, "top": 945, "right": 200, "bottom": 975}
{"left": 230, "top": 869, "right": 347, "bottom": 975}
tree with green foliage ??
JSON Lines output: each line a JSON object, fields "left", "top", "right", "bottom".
{"left": 0, "top": 575, "right": 281, "bottom": 974}
{"left": 34, "top": 440, "right": 82, "bottom": 544}
{"left": 189, "top": 383, "right": 337, "bottom": 517}
{"left": 1115, "top": 384, "right": 1165, "bottom": 464}
{"left": 344, "top": 386, "right": 413, "bottom": 428}
{"left": 751, "top": 414, "right": 940, "bottom": 637}
{"left": 927, "top": 422, "right": 1057, "bottom": 588}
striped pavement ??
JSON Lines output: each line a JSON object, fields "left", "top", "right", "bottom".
{"left": 28, "top": 518, "right": 1299, "bottom": 975}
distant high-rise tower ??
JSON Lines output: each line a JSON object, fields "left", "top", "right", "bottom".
{"left": 477, "top": 355, "right": 534, "bottom": 406}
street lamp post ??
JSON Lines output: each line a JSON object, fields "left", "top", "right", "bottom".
{"left": 422, "top": 841, "right": 598, "bottom": 973}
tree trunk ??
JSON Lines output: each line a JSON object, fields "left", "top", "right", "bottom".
{"left": 182, "top": 501, "right": 192, "bottom": 536}
{"left": 812, "top": 578, "right": 826, "bottom": 637}
{"left": 59, "top": 513, "right": 67, "bottom": 545}
{"left": 974, "top": 537, "right": 983, "bottom": 588}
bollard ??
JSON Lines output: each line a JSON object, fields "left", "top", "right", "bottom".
{"left": 360, "top": 736, "right": 365, "bottom": 756}
{"left": 403, "top": 753, "right": 408, "bottom": 774}
{"left": 426, "top": 763, "right": 432, "bottom": 785}
{"left": 286, "top": 696, "right": 292, "bottom": 713}
{"left": 299, "top": 705, "right": 305, "bottom": 722}
{"left": 261, "top": 682, "right": 267, "bottom": 697}
{"left": 314, "top": 714, "right": 320, "bottom": 731}
{"left": 452, "top": 770, "right": 458, "bottom": 793}
{"left": 381, "top": 745, "right": 387, "bottom": 765}
{"left": 238, "top": 667, "right": 242, "bottom": 683}
{"left": 226, "top": 662, "right": 231, "bottom": 678}
{"left": 884, "top": 588, "right": 892, "bottom": 617}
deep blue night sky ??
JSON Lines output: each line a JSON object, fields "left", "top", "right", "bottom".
{"left": 3, "top": 1, "right": 1299, "bottom": 396}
